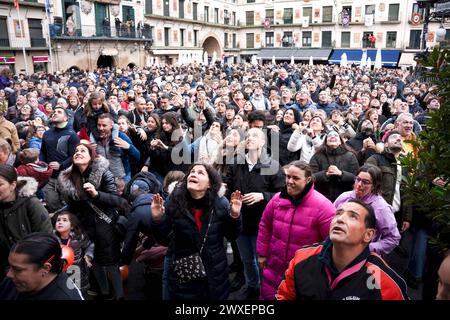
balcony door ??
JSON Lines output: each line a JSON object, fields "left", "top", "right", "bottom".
{"left": 63, "top": 0, "right": 81, "bottom": 36}
{"left": 95, "top": 3, "right": 109, "bottom": 36}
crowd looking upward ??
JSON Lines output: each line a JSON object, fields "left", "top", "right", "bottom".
{"left": 0, "top": 61, "right": 447, "bottom": 301}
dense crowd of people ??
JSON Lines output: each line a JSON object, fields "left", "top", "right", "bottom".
{"left": 0, "top": 61, "right": 448, "bottom": 301}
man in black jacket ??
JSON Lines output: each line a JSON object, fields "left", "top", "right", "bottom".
{"left": 39, "top": 107, "right": 79, "bottom": 213}
{"left": 224, "top": 128, "right": 284, "bottom": 299}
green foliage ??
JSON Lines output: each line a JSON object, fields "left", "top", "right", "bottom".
{"left": 401, "top": 47, "right": 450, "bottom": 253}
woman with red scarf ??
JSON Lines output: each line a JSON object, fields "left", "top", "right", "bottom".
{"left": 151, "top": 163, "right": 243, "bottom": 300}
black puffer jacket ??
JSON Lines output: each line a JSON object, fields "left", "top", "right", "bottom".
{"left": 309, "top": 145, "right": 359, "bottom": 202}
{"left": 153, "top": 192, "right": 241, "bottom": 300}
{"left": 57, "top": 156, "right": 123, "bottom": 265}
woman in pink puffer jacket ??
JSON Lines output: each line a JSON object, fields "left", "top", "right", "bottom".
{"left": 256, "top": 161, "right": 336, "bottom": 300}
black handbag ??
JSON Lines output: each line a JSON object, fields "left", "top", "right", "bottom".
{"left": 172, "top": 210, "right": 213, "bottom": 284}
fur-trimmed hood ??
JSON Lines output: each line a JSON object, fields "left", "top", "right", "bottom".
{"left": 16, "top": 176, "right": 39, "bottom": 197}
{"left": 57, "top": 155, "right": 110, "bottom": 201}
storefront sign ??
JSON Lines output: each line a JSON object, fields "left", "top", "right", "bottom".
{"left": 32, "top": 56, "right": 49, "bottom": 63}
{"left": 0, "top": 57, "right": 15, "bottom": 64}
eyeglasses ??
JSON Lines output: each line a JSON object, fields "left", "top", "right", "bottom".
{"left": 354, "top": 176, "right": 372, "bottom": 186}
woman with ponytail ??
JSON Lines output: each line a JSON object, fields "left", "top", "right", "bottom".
{"left": 0, "top": 232, "right": 84, "bottom": 300}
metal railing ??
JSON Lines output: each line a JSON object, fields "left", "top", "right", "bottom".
{"left": 49, "top": 24, "right": 153, "bottom": 41}
{"left": 0, "top": 38, "right": 10, "bottom": 47}
{"left": 30, "top": 38, "right": 47, "bottom": 47}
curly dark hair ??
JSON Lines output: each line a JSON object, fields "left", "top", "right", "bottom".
{"left": 168, "top": 163, "right": 223, "bottom": 219}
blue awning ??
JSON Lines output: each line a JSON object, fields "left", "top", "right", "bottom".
{"left": 328, "top": 49, "right": 401, "bottom": 67}
{"left": 258, "top": 48, "right": 332, "bottom": 61}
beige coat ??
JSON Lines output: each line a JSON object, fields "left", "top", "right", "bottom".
{"left": 0, "top": 117, "right": 20, "bottom": 152}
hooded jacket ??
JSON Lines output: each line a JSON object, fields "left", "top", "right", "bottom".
{"left": 16, "top": 162, "right": 53, "bottom": 188}
{"left": 256, "top": 183, "right": 335, "bottom": 300}
{"left": 121, "top": 193, "right": 156, "bottom": 265}
{"left": 0, "top": 177, "right": 53, "bottom": 274}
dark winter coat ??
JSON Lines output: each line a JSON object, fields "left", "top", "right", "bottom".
{"left": 73, "top": 108, "right": 118, "bottom": 137}
{"left": 0, "top": 177, "right": 53, "bottom": 276}
{"left": 39, "top": 124, "right": 80, "bottom": 178}
{"left": 365, "top": 152, "right": 412, "bottom": 222}
{"left": 152, "top": 193, "right": 241, "bottom": 300}
{"left": 346, "top": 132, "right": 378, "bottom": 165}
{"left": 275, "top": 124, "right": 301, "bottom": 167}
{"left": 59, "top": 233, "right": 94, "bottom": 291}
{"left": 309, "top": 145, "right": 359, "bottom": 202}
{"left": 121, "top": 193, "right": 155, "bottom": 265}
{"left": 57, "top": 156, "right": 123, "bottom": 265}
{"left": 223, "top": 151, "right": 285, "bottom": 235}
{"left": 146, "top": 129, "right": 184, "bottom": 177}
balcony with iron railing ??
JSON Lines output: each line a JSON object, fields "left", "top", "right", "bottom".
{"left": 49, "top": 24, "right": 153, "bottom": 41}
{"left": 0, "top": 38, "right": 10, "bottom": 47}
{"left": 0, "top": 34, "right": 48, "bottom": 49}
{"left": 30, "top": 38, "right": 47, "bottom": 47}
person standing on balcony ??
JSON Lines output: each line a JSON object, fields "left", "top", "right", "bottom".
{"left": 102, "top": 17, "right": 110, "bottom": 37}
{"left": 115, "top": 18, "right": 121, "bottom": 37}
{"left": 66, "top": 15, "right": 75, "bottom": 37}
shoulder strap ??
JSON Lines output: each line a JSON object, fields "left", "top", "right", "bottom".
{"left": 87, "top": 201, "right": 113, "bottom": 224}
{"left": 199, "top": 210, "right": 214, "bottom": 254}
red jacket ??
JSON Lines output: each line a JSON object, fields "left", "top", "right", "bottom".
{"left": 16, "top": 162, "right": 53, "bottom": 188}
{"left": 277, "top": 239, "right": 409, "bottom": 300}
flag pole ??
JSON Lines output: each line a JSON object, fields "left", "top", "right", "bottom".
{"left": 14, "top": 1, "right": 29, "bottom": 75}
{"left": 44, "top": 0, "right": 55, "bottom": 74}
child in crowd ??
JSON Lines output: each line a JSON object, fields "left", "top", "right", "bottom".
{"left": 53, "top": 211, "right": 94, "bottom": 296}
{"left": 16, "top": 148, "right": 53, "bottom": 200}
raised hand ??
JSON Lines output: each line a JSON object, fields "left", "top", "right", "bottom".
{"left": 151, "top": 193, "right": 165, "bottom": 223}
{"left": 242, "top": 192, "right": 264, "bottom": 206}
{"left": 114, "top": 137, "right": 130, "bottom": 150}
{"left": 137, "top": 128, "right": 147, "bottom": 141}
{"left": 83, "top": 182, "right": 98, "bottom": 198}
{"left": 230, "top": 190, "right": 243, "bottom": 218}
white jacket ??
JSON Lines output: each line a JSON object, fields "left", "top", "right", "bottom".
{"left": 287, "top": 131, "right": 325, "bottom": 163}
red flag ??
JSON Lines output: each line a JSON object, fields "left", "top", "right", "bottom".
{"left": 13, "top": 0, "right": 20, "bottom": 9}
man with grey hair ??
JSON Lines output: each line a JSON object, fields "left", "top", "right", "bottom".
{"left": 381, "top": 102, "right": 422, "bottom": 135}
{"left": 293, "top": 90, "right": 317, "bottom": 114}
{"left": 394, "top": 112, "right": 417, "bottom": 156}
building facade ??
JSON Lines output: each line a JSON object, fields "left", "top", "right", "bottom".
{"left": 0, "top": 0, "right": 51, "bottom": 74}
{"left": 1, "top": 0, "right": 448, "bottom": 73}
